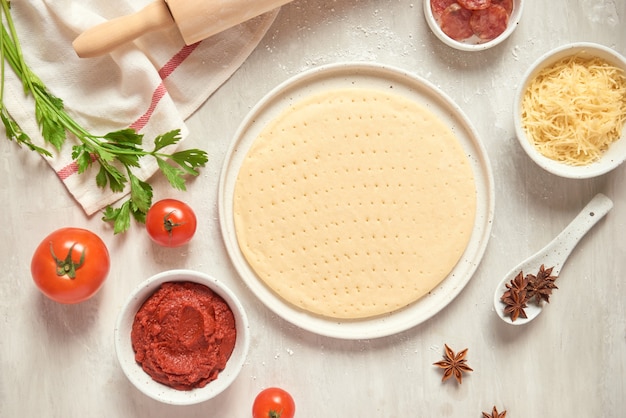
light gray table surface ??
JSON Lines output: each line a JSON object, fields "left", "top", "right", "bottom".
{"left": 2, "top": 1, "right": 625, "bottom": 417}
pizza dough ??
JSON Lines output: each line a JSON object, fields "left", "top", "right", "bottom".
{"left": 233, "top": 88, "right": 476, "bottom": 319}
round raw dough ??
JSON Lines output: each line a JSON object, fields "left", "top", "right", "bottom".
{"left": 233, "top": 88, "right": 476, "bottom": 319}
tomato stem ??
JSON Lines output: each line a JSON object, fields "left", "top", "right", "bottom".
{"left": 49, "top": 242, "right": 85, "bottom": 279}
{"left": 163, "top": 210, "right": 185, "bottom": 237}
{"left": 269, "top": 408, "right": 284, "bottom": 418}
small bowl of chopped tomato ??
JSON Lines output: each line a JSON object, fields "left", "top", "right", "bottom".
{"left": 514, "top": 42, "right": 626, "bottom": 179}
{"left": 114, "top": 269, "right": 250, "bottom": 405}
{"left": 424, "top": 0, "right": 523, "bottom": 51}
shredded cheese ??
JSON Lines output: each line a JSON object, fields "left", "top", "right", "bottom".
{"left": 521, "top": 55, "right": 626, "bottom": 166}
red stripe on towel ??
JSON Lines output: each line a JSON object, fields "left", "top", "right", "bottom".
{"left": 129, "top": 82, "right": 168, "bottom": 132}
{"left": 57, "top": 161, "right": 80, "bottom": 180}
{"left": 56, "top": 42, "right": 200, "bottom": 180}
{"left": 131, "top": 43, "right": 200, "bottom": 131}
{"left": 159, "top": 43, "right": 200, "bottom": 79}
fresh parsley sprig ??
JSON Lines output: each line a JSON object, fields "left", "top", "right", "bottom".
{"left": 0, "top": 0, "right": 208, "bottom": 234}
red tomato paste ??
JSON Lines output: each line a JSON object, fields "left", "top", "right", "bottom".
{"left": 131, "top": 281, "right": 237, "bottom": 390}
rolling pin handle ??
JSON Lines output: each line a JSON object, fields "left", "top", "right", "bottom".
{"left": 72, "top": 0, "right": 176, "bottom": 58}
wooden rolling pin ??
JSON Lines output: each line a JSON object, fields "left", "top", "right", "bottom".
{"left": 73, "top": 0, "right": 293, "bottom": 58}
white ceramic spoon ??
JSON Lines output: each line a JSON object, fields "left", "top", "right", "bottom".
{"left": 494, "top": 193, "right": 613, "bottom": 325}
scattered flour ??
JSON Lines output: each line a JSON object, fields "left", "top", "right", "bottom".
{"left": 581, "top": 0, "right": 619, "bottom": 26}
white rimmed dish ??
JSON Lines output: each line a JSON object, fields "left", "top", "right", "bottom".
{"left": 423, "top": 0, "right": 523, "bottom": 52}
{"left": 514, "top": 42, "right": 626, "bottom": 179}
{"left": 114, "top": 269, "right": 250, "bottom": 405}
{"left": 218, "top": 62, "right": 495, "bottom": 340}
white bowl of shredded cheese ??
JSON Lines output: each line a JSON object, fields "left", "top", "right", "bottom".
{"left": 514, "top": 42, "right": 626, "bottom": 179}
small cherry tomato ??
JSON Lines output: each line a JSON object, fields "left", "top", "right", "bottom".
{"left": 31, "top": 228, "right": 110, "bottom": 304}
{"left": 252, "top": 387, "right": 296, "bottom": 418}
{"left": 145, "top": 199, "right": 197, "bottom": 247}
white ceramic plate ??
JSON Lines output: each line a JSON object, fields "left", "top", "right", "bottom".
{"left": 218, "top": 63, "right": 494, "bottom": 339}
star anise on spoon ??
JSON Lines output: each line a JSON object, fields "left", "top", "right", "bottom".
{"left": 500, "top": 271, "right": 529, "bottom": 322}
{"left": 433, "top": 344, "right": 473, "bottom": 384}
{"left": 500, "top": 265, "right": 560, "bottom": 321}
{"left": 482, "top": 406, "right": 507, "bottom": 418}
{"left": 525, "top": 264, "right": 558, "bottom": 304}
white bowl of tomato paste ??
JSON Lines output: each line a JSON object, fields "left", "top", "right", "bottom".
{"left": 115, "top": 269, "right": 250, "bottom": 405}
{"left": 424, "top": 0, "right": 523, "bottom": 51}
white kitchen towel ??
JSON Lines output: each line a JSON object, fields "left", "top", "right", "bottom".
{"left": 3, "top": 0, "right": 278, "bottom": 215}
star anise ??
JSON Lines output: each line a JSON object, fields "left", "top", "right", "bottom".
{"left": 501, "top": 285, "right": 528, "bottom": 322}
{"left": 433, "top": 344, "right": 473, "bottom": 384}
{"left": 500, "top": 271, "right": 529, "bottom": 322}
{"left": 501, "top": 271, "right": 528, "bottom": 301}
{"left": 525, "top": 264, "right": 558, "bottom": 304}
{"left": 482, "top": 406, "right": 507, "bottom": 418}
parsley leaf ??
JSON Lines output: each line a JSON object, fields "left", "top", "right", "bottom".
{"left": 153, "top": 129, "right": 182, "bottom": 151}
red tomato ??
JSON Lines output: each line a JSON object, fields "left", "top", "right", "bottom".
{"left": 31, "top": 228, "right": 110, "bottom": 304}
{"left": 252, "top": 387, "right": 296, "bottom": 418}
{"left": 145, "top": 199, "right": 197, "bottom": 247}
